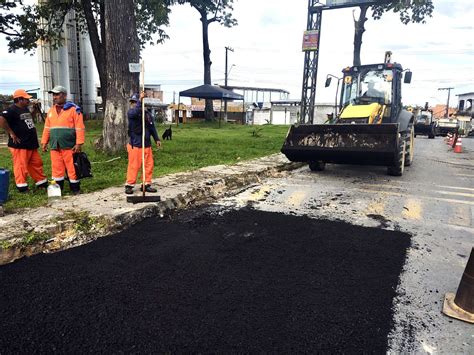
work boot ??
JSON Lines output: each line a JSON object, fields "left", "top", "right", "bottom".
{"left": 141, "top": 184, "right": 157, "bottom": 193}
{"left": 17, "top": 186, "right": 29, "bottom": 193}
{"left": 125, "top": 185, "right": 134, "bottom": 195}
{"left": 56, "top": 180, "right": 65, "bottom": 191}
{"left": 70, "top": 181, "right": 80, "bottom": 195}
{"left": 36, "top": 181, "right": 48, "bottom": 190}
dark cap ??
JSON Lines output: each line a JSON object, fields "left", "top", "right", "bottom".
{"left": 129, "top": 93, "right": 140, "bottom": 102}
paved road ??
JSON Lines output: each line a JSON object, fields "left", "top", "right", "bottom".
{"left": 0, "top": 136, "right": 472, "bottom": 353}
{"left": 222, "top": 135, "right": 474, "bottom": 353}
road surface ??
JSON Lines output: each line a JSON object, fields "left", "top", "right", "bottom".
{"left": 222, "top": 135, "right": 474, "bottom": 352}
{"left": 0, "top": 136, "right": 472, "bottom": 353}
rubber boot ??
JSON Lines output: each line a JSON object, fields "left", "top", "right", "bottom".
{"left": 56, "top": 180, "right": 65, "bottom": 191}
{"left": 17, "top": 185, "right": 29, "bottom": 193}
{"left": 70, "top": 181, "right": 81, "bottom": 195}
{"left": 36, "top": 181, "right": 48, "bottom": 189}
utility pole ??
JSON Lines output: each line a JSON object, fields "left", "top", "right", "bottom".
{"left": 438, "top": 87, "right": 454, "bottom": 118}
{"left": 224, "top": 46, "right": 234, "bottom": 122}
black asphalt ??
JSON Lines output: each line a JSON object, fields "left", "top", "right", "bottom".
{"left": 0, "top": 207, "right": 411, "bottom": 353}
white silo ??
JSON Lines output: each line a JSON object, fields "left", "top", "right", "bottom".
{"left": 37, "top": 1, "right": 97, "bottom": 115}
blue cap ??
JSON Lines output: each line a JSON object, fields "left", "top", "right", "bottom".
{"left": 129, "top": 93, "right": 139, "bottom": 102}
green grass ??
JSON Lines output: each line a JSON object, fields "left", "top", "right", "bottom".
{"left": 0, "top": 120, "right": 289, "bottom": 211}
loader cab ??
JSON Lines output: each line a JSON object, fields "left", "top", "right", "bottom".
{"left": 415, "top": 110, "right": 433, "bottom": 125}
{"left": 339, "top": 63, "right": 405, "bottom": 123}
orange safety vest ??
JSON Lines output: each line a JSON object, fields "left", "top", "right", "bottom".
{"left": 42, "top": 104, "right": 85, "bottom": 149}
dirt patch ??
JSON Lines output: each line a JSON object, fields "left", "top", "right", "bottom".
{"left": 0, "top": 207, "right": 411, "bottom": 353}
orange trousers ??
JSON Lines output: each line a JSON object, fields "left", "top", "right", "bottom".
{"left": 126, "top": 144, "right": 154, "bottom": 186}
{"left": 50, "top": 149, "right": 78, "bottom": 183}
{"left": 8, "top": 148, "right": 47, "bottom": 188}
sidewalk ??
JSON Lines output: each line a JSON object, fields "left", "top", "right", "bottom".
{"left": 0, "top": 154, "right": 302, "bottom": 265}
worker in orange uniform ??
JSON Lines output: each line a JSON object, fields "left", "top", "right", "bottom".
{"left": 125, "top": 92, "right": 161, "bottom": 195}
{"left": 0, "top": 89, "right": 48, "bottom": 192}
{"left": 41, "top": 86, "right": 85, "bottom": 195}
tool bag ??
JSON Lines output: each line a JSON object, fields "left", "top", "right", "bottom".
{"left": 73, "top": 152, "right": 93, "bottom": 179}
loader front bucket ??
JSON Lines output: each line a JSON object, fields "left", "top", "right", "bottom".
{"left": 281, "top": 123, "right": 400, "bottom": 166}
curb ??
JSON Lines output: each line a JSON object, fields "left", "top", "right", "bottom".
{"left": 0, "top": 155, "right": 304, "bottom": 265}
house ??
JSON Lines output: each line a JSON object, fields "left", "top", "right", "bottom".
{"left": 457, "top": 92, "right": 474, "bottom": 116}
{"left": 430, "top": 104, "right": 457, "bottom": 119}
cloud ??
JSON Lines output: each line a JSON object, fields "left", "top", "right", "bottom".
{"left": 0, "top": 0, "right": 472, "bottom": 107}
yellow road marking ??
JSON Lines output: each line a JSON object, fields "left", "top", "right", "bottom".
{"left": 367, "top": 200, "right": 385, "bottom": 215}
{"left": 436, "top": 185, "right": 474, "bottom": 192}
{"left": 402, "top": 199, "right": 422, "bottom": 220}
{"left": 455, "top": 174, "right": 474, "bottom": 178}
{"left": 287, "top": 191, "right": 307, "bottom": 207}
{"left": 436, "top": 190, "right": 474, "bottom": 199}
{"left": 359, "top": 184, "right": 403, "bottom": 190}
{"left": 448, "top": 205, "right": 472, "bottom": 227}
{"left": 356, "top": 188, "right": 474, "bottom": 206}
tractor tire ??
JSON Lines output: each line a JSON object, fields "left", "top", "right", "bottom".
{"left": 428, "top": 125, "right": 435, "bottom": 139}
{"left": 387, "top": 138, "right": 406, "bottom": 176}
{"left": 405, "top": 124, "right": 414, "bottom": 167}
{"left": 309, "top": 161, "right": 326, "bottom": 172}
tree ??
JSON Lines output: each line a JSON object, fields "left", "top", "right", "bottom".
{"left": 1, "top": 0, "right": 172, "bottom": 153}
{"left": 352, "top": 0, "right": 434, "bottom": 66}
{"left": 178, "top": 0, "right": 237, "bottom": 121}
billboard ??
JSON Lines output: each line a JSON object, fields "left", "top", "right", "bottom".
{"left": 302, "top": 30, "right": 319, "bottom": 52}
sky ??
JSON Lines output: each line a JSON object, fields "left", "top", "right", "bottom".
{"left": 0, "top": 0, "right": 473, "bottom": 107}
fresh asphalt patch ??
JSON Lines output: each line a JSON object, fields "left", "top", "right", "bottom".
{"left": 0, "top": 207, "right": 411, "bottom": 353}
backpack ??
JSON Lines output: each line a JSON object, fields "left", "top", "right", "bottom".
{"left": 73, "top": 152, "right": 93, "bottom": 179}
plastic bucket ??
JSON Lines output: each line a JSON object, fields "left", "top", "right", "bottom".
{"left": 0, "top": 169, "right": 10, "bottom": 204}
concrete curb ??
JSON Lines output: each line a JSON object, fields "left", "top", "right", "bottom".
{"left": 0, "top": 154, "right": 303, "bottom": 265}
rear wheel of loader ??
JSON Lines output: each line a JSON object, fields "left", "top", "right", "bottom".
{"left": 309, "top": 161, "right": 326, "bottom": 172}
{"left": 387, "top": 139, "right": 406, "bottom": 176}
{"left": 405, "top": 124, "right": 415, "bottom": 166}
{"left": 428, "top": 125, "right": 435, "bottom": 139}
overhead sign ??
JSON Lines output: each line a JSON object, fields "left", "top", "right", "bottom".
{"left": 326, "top": 0, "right": 377, "bottom": 8}
{"left": 128, "top": 63, "right": 141, "bottom": 73}
{"left": 302, "top": 30, "right": 319, "bottom": 52}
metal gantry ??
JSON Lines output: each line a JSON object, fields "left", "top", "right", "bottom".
{"left": 300, "top": 1, "right": 323, "bottom": 124}
{"left": 300, "top": 0, "right": 386, "bottom": 124}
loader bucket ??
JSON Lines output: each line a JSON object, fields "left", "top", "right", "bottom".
{"left": 281, "top": 123, "right": 400, "bottom": 166}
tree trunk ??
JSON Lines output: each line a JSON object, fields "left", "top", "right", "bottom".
{"left": 81, "top": 0, "right": 107, "bottom": 108}
{"left": 353, "top": 5, "right": 369, "bottom": 66}
{"left": 201, "top": 15, "right": 214, "bottom": 121}
{"left": 102, "top": 0, "right": 140, "bottom": 153}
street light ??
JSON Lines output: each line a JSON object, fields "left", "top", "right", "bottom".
{"left": 325, "top": 74, "right": 342, "bottom": 118}
{"left": 224, "top": 46, "right": 234, "bottom": 122}
{"left": 228, "top": 64, "right": 236, "bottom": 78}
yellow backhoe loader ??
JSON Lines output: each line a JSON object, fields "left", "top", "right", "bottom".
{"left": 281, "top": 57, "right": 414, "bottom": 176}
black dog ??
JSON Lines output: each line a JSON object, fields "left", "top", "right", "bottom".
{"left": 162, "top": 126, "right": 172, "bottom": 140}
